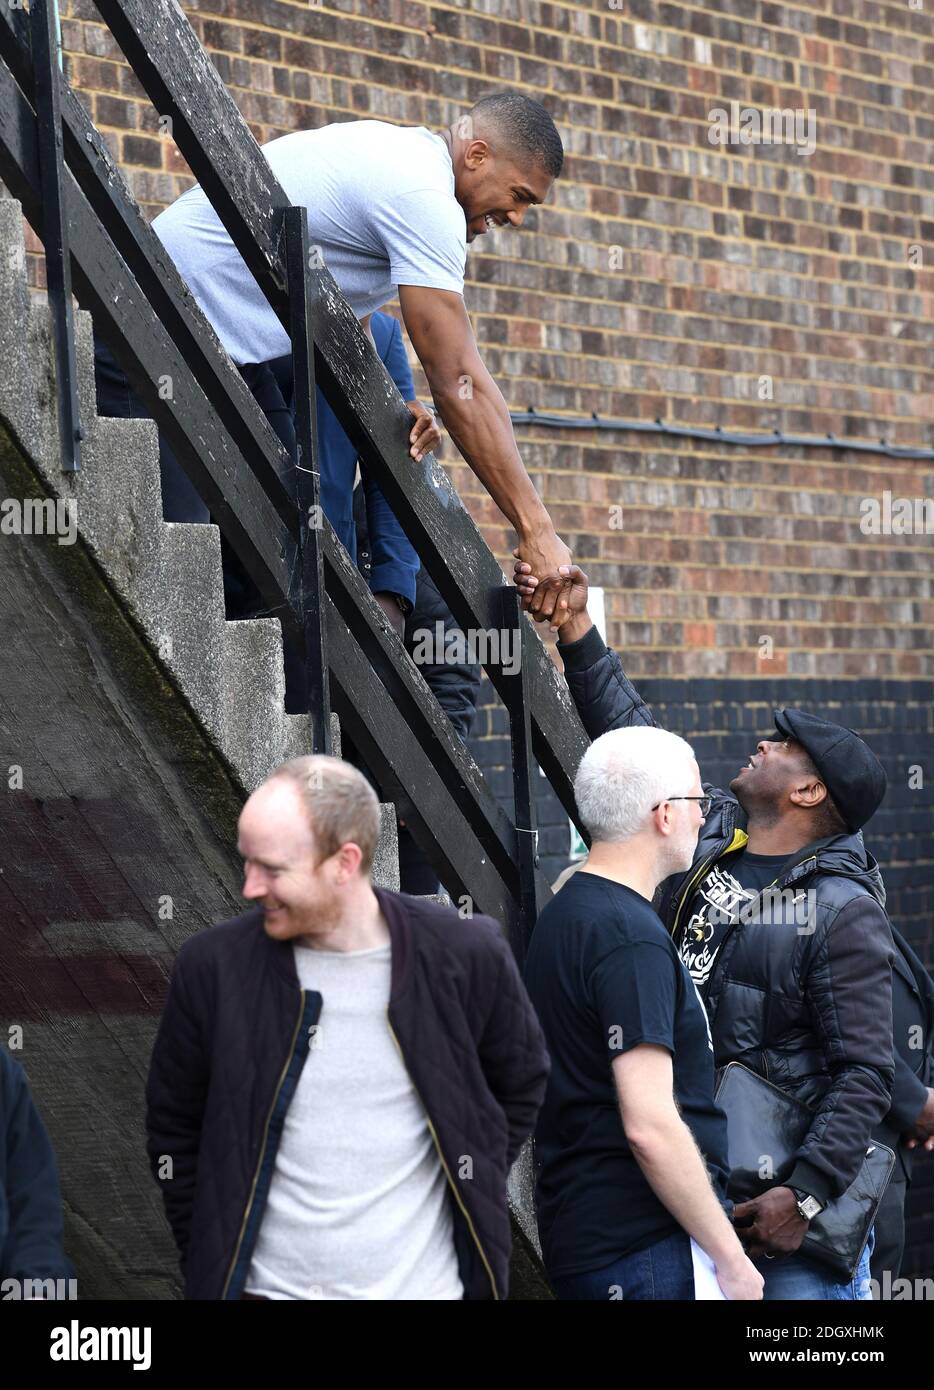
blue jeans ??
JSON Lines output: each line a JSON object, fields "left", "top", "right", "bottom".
{"left": 758, "top": 1230, "right": 875, "bottom": 1300}
{"left": 551, "top": 1230, "right": 695, "bottom": 1300}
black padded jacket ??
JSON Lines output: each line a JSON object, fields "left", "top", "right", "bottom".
{"left": 557, "top": 623, "right": 896, "bottom": 1209}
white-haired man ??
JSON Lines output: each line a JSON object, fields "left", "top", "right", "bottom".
{"left": 146, "top": 755, "right": 549, "bottom": 1301}
{"left": 524, "top": 726, "right": 763, "bottom": 1301}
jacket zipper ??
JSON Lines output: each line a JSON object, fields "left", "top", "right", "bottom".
{"left": 221, "top": 989, "right": 307, "bottom": 1300}
{"left": 386, "top": 1012, "right": 499, "bottom": 1300}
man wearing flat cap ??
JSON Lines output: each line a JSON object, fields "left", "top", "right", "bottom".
{"left": 515, "top": 560, "right": 896, "bottom": 1300}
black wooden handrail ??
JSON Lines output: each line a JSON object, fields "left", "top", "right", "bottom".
{"left": 30, "top": 0, "right": 81, "bottom": 472}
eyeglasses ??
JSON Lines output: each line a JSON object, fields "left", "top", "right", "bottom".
{"left": 651, "top": 795, "right": 713, "bottom": 817}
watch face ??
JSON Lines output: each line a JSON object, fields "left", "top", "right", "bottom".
{"left": 799, "top": 1195, "right": 822, "bottom": 1220}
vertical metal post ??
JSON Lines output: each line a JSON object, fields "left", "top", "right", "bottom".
{"left": 496, "top": 587, "right": 547, "bottom": 961}
{"left": 31, "top": 0, "right": 82, "bottom": 472}
{"left": 283, "top": 206, "right": 331, "bottom": 754}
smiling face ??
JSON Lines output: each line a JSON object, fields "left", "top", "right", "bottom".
{"left": 453, "top": 141, "right": 554, "bottom": 242}
{"left": 237, "top": 778, "right": 351, "bottom": 942}
{"left": 731, "top": 735, "right": 823, "bottom": 823}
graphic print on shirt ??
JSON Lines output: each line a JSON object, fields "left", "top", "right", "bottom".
{"left": 679, "top": 864, "right": 760, "bottom": 989}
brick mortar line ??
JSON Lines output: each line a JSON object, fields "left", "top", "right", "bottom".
{"left": 453, "top": 337, "right": 934, "bottom": 382}
{"left": 469, "top": 379, "right": 934, "bottom": 421}
{"left": 480, "top": 346, "right": 934, "bottom": 382}
{"left": 476, "top": 539, "right": 934, "bottom": 566}
{"left": 509, "top": 484, "right": 934, "bottom": 502}
{"left": 493, "top": 557, "right": 934, "bottom": 574}
{"left": 477, "top": 550, "right": 934, "bottom": 583}
{"left": 464, "top": 232, "right": 934, "bottom": 280}
{"left": 476, "top": 368, "right": 934, "bottom": 402}
{"left": 502, "top": 490, "right": 934, "bottom": 514}
{"left": 533, "top": 493, "right": 934, "bottom": 507}
{"left": 452, "top": 457, "right": 934, "bottom": 483}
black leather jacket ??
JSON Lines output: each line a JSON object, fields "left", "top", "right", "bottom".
{"left": 559, "top": 623, "right": 896, "bottom": 1209}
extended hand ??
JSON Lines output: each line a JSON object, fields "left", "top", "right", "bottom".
{"left": 405, "top": 400, "right": 442, "bottom": 461}
{"left": 514, "top": 558, "right": 590, "bottom": 632}
{"left": 733, "top": 1187, "right": 810, "bottom": 1259}
{"left": 513, "top": 528, "right": 574, "bottom": 627}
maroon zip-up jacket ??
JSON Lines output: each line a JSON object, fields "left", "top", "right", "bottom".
{"left": 145, "top": 887, "right": 549, "bottom": 1299}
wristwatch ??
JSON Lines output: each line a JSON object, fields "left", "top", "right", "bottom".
{"left": 790, "top": 1187, "right": 823, "bottom": 1221}
{"left": 391, "top": 593, "right": 413, "bottom": 617}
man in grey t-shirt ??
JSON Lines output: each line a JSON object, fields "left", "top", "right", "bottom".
{"left": 145, "top": 755, "right": 550, "bottom": 1299}
{"left": 148, "top": 89, "right": 575, "bottom": 626}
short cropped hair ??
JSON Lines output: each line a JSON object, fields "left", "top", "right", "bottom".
{"left": 469, "top": 91, "right": 564, "bottom": 179}
{"left": 270, "top": 755, "right": 381, "bottom": 874}
{"left": 574, "top": 726, "right": 697, "bottom": 845}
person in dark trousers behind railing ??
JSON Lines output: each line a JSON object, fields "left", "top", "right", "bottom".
{"left": 351, "top": 457, "right": 482, "bottom": 894}
{"left": 514, "top": 559, "right": 895, "bottom": 1300}
{"left": 145, "top": 755, "right": 549, "bottom": 1300}
{"left": 0, "top": 1048, "right": 71, "bottom": 1296}
{"left": 98, "top": 91, "right": 575, "bottom": 626}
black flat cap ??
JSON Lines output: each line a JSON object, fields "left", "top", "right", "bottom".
{"left": 773, "top": 708, "right": 887, "bottom": 832}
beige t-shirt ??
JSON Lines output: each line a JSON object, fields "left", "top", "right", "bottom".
{"left": 244, "top": 941, "right": 463, "bottom": 1300}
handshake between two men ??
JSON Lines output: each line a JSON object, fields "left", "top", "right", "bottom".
{"left": 512, "top": 550, "right": 590, "bottom": 636}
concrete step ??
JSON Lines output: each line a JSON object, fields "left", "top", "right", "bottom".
{"left": 0, "top": 197, "right": 403, "bottom": 887}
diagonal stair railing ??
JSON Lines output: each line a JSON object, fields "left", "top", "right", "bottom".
{"left": 0, "top": 0, "right": 591, "bottom": 956}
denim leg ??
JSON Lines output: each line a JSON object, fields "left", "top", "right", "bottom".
{"left": 551, "top": 1230, "right": 695, "bottom": 1301}
{"left": 760, "top": 1231, "right": 875, "bottom": 1301}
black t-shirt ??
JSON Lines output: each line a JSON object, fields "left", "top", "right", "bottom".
{"left": 679, "top": 850, "right": 789, "bottom": 996}
{"left": 523, "top": 870, "right": 731, "bottom": 1279}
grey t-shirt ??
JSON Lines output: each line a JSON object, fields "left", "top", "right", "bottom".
{"left": 244, "top": 940, "right": 463, "bottom": 1300}
{"left": 152, "top": 120, "right": 467, "bottom": 364}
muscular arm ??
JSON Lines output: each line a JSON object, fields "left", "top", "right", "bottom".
{"left": 398, "top": 284, "right": 570, "bottom": 613}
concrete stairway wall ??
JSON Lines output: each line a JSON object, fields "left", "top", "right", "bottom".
{"left": 0, "top": 197, "right": 402, "bottom": 888}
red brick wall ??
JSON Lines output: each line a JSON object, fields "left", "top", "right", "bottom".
{"left": 41, "top": 0, "right": 934, "bottom": 679}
